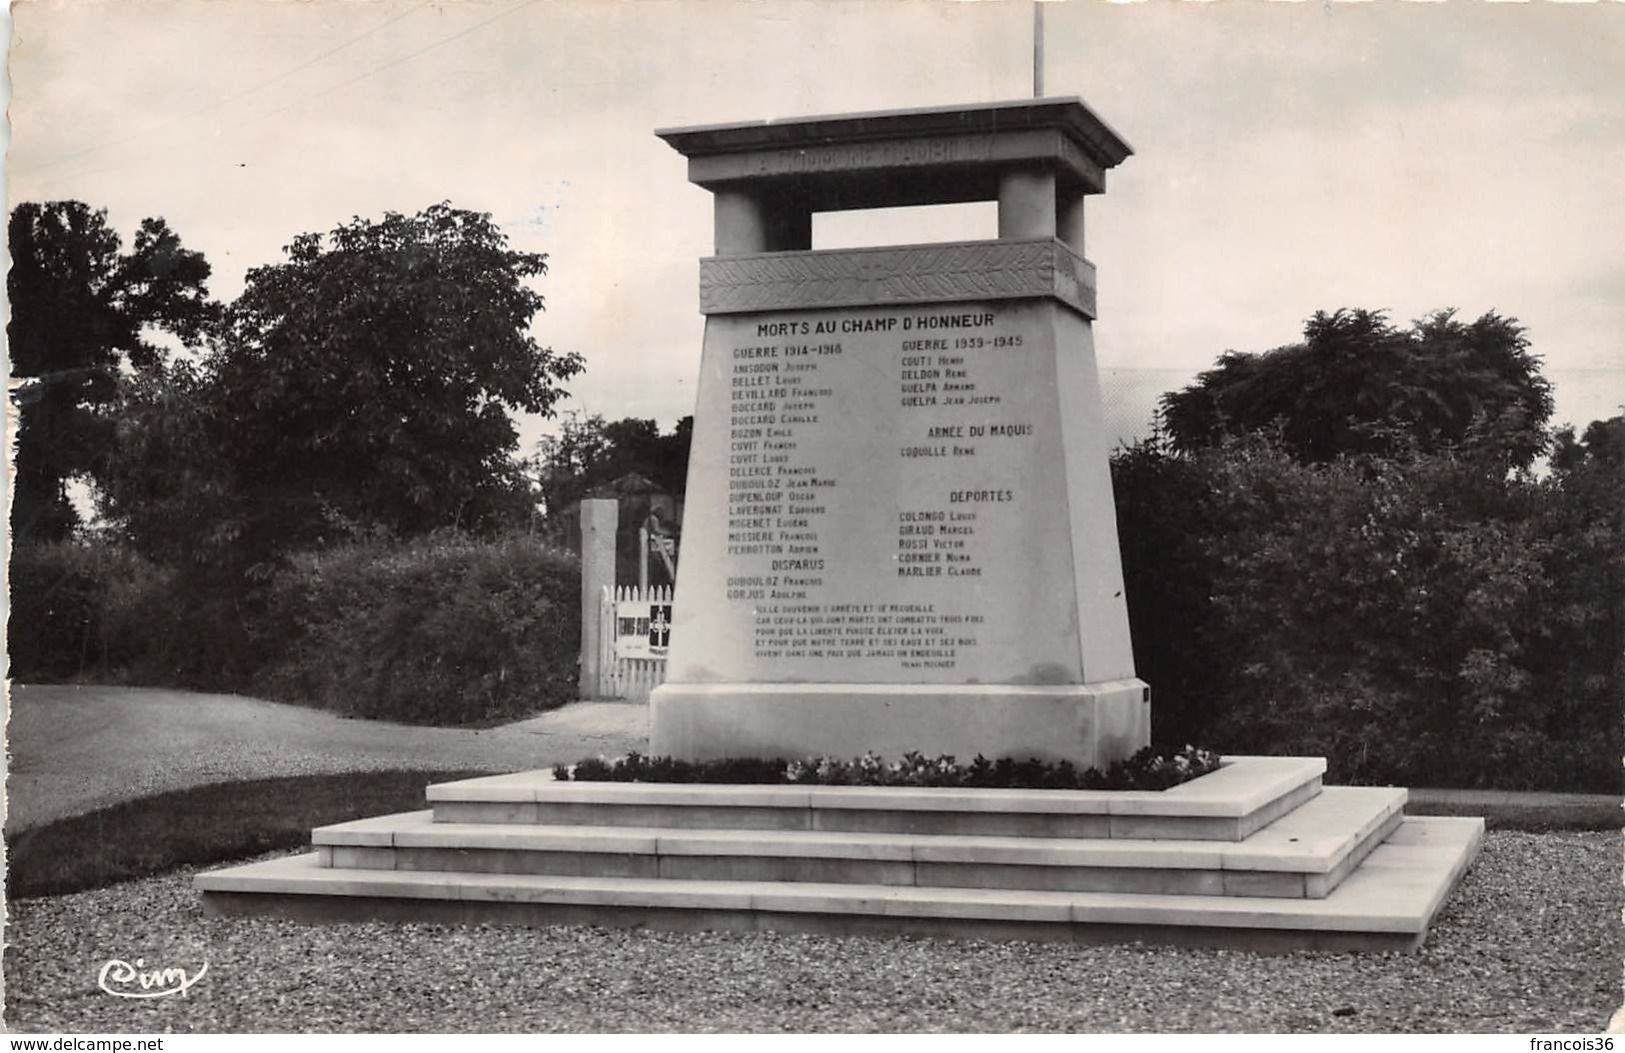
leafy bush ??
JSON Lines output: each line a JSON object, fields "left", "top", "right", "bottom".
{"left": 10, "top": 530, "right": 581, "bottom": 726}
{"left": 1112, "top": 429, "right": 1623, "bottom": 792}
{"left": 258, "top": 531, "right": 579, "bottom": 724}
{"left": 7, "top": 540, "right": 175, "bottom": 682}
{"left": 556, "top": 746, "right": 1223, "bottom": 791}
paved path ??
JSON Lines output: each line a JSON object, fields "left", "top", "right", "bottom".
{"left": 3, "top": 684, "right": 648, "bottom": 833}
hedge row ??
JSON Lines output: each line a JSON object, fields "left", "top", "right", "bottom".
{"left": 9, "top": 531, "right": 580, "bottom": 725}
{"left": 1113, "top": 435, "right": 1622, "bottom": 793}
{"left": 258, "top": 532, "right": 580, "bottom": 723}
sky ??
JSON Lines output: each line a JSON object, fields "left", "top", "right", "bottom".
{"left": 7, "top": 0, "right": 1624, "bottom": 453}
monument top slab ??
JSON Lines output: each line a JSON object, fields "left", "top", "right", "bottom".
{"left": 658, "top": 98, "right": 1134, "bottom": 211}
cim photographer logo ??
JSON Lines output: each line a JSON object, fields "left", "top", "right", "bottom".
{"left": 98, "top": 957, "right": 208, "bottom": 999}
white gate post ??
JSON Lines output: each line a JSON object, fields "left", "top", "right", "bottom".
{"left": 638, "top": 526, "right": 650, "bottom": 593}
{"left": 578, "top": 498, "right": 618, "bottom": 699}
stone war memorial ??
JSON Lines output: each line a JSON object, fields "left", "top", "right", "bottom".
{"left": 198, "top": 99, "right": 1483, "bottom": 952}
{"left": 649, "top": 99, "right": 1148, "bottom": 769}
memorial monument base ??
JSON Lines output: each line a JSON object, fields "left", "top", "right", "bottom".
{"left": 649, "top": 679, "right": 1149, "bottom": 769}
{"left": 196, "top": 756, "right": 1486, "bottom": 953}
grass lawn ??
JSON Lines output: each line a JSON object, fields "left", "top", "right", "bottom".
{"left": 1408, "top": 797, "right": 1623, "bottom": 831}
{"left": 4, "top": 769, "right": 491, "bottom": 899}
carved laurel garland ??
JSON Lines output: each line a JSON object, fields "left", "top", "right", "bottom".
{"left": 700, "top": 238, "right": 1096, "bottom": 318}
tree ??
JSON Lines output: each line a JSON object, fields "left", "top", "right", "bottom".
{"left": 1551, "top": 414, "right": 1625, "bottom": 475}
{"left": 536, "top": 413, "right": 693, "bottom": 515}
{"left": 1159, "top": 308, "right": 1554, "bottom": 469}
{"left": 99, "top": 202, "right": 584, "bottom": 568}
{"left": 96, "top": 360, "right": 237, "bottom": 570}
{"left": 7, "top": 201, "right": 213, "bottom": 540}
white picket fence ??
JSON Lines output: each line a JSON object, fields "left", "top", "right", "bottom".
{"left": 597, "top": 584, "right": 672, "bottom": 703}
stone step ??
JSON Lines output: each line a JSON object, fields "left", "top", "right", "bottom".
{"left": 196, "top": 816, "right": 1484, "bottom": 953}
{"left": 426, "top": 755, "right": 1325, "bottom": 841}
{"left": 313, "top": 785, "right": 1404, "bottom": 899}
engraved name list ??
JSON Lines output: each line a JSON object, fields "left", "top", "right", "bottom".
{"left": 708, "top": 303, "right": 1047, "bottom": 677}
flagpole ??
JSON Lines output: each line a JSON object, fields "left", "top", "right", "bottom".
{"left": 1033, "top": 1, "right": 1044, "bottom": 98}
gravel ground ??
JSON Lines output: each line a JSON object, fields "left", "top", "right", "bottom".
{"left": 4, "top": 685, "right": 646, "bottom": 832}
{"left": 4, "top": 830, "right": 1619, "bottom": 1033}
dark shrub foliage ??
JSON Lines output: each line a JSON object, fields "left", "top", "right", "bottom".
{"left": 8, "top": 541, "right": 174, "bottom": 682}
{"left": 1112, "top": 426, "right": 1623, "bottom": 792}
{"left": 260, "top": 531, "right": 580, "bottom": 724}
{"left": 556, "top": 746, "right": 1223, "bottom": 791}
{"left": 10, "top": 531, "right": 581, "bottom": 726}
{"left": 1109, "top": 435, "right": 1234, "bottom": 747}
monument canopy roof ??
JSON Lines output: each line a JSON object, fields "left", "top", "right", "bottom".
{"left": 657, "top": 97, "right": 1133, "bottom": 211}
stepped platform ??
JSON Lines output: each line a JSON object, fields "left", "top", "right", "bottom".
{"left": 424, "top": 756, "right": 1326, "bottom": 840}
{"left": 197, "top": 757, "right": 1484, "bottom": 952}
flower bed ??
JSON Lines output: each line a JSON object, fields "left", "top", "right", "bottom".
{"left": 555, "top": 745, "right": 1221, "bottom": 792}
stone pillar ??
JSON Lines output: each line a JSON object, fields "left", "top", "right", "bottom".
{"left": 1057, "top": 190, "right": 1086, "bottom": 254}
{"left": 997, "top": 168, "right": 1057, "bottom": 240}
{"left": 577, "top": 498, "right": 618, "bottom": 699}
{"left": 714, "top": 190, "right": 811, "bottom": 254}
{"left": 714, "top": 191, "right": 769, "bottom": 255}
